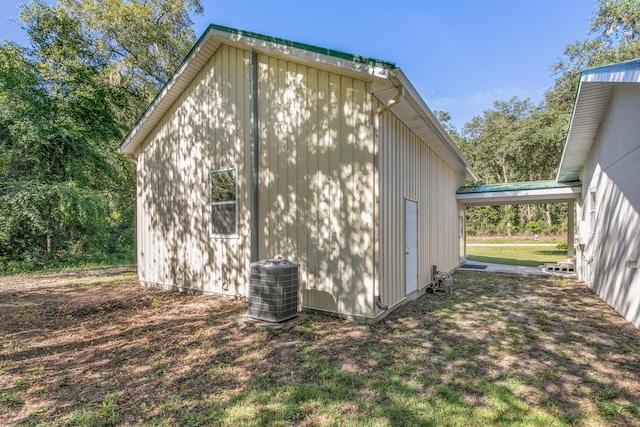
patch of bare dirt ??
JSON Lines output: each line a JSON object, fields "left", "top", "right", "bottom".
{"left": 0, "top": 267, "right": 250, "bottom": 424}
{"left": 0, "top": 268, "right": 639, "bottom": 425}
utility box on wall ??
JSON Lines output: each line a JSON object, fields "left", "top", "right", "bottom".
{"left": 248, "top": 258, "right": 299, "bottom": 322}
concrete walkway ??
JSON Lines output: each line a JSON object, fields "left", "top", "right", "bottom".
{"left": 459, "top": 261, "right": 575, "bottom": 278}
{"left": 467, "top": 243, "right": 556, "bottom": 247}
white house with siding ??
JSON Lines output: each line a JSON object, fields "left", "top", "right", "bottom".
{"left": 119, "top": 24, "right": 476, "bottom": 321}
{"left": 455, "top": 59, "right": 640, "bottom": 328}
{"left": 557, "top": 59, "right": 640, "bottom": 328}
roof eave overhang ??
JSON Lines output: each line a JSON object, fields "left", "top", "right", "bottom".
{"left": 119, "top": 28, "right": 220, "bottom": 155}
{"left": 215, "top": 26, "right": 395, "bottom": 80}
{"left": 119, "top": 24, "right": 397, "bottom": 156}
{"left": 556, "top": 59, "right": 640, "bottom": 182}
{"left": 457, "top": 186, "right": 582, "bottom": 206}
{"left": 396, "top": 71, "right": 478, "bottom": 181}
{"left": 555, "top": 79, "right": 613, "bottom": 182}
{"left": 373, "top": 70, "right": 478, "bottom": 181}
{"left": 119, "top": 24, "right": 479, "bottom": 183}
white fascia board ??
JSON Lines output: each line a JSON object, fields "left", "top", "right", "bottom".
{"left": 213, "top": 28, "right": 395, "bottom": 80}
{"left": 457, "top": 186, "right": 582, "bottom": 206}
{"left": 555, "top": 77, "right": 585, "bottom": 183}
{"left": 119, "top": 31, "right": 217, "bottom": 155}
{"left": 119, "top": 27, "right": 395, "bottom": 156}
{"left": 556, "top": 80, "right": 614, "bottom": 182}
{"left": 391, "top": 70, "right": 478, "bottom": 181}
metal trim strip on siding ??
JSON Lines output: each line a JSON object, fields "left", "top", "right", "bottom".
{"left": 249, "top": 50, "right": 260, "bottom": 262}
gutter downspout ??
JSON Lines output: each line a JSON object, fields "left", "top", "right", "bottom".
{"left": 249, "top": 50, "right": 260, "bottom": 262}
{"left": 374, "top": 83, "right": 403, "bottom": 312}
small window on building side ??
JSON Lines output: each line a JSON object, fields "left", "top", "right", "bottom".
{"left": 589, "top": 190, "right": 596, "bottom": 233}
{"left": 210, "top": 168, "right": 237, "bottom": 236}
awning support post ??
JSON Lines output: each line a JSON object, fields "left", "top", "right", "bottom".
{"left": 567, "top": 200, "right": 575, "bottom": 261}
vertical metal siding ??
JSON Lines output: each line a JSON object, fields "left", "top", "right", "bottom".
{"left": 257, "top": 55, "right": 375, "bottom": 318}
{"left": 137, "top": 45, "right": 376, "bottom": 317}
{"left": 137, "top": 45, "right": 250, "bottom": 296}
{"left": 378, "top": 106, "right": 463, "bottom": 307}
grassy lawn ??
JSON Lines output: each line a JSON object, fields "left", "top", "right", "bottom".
{"left": 466, "top": 245, "right": 567, "bottom": 267}
{"left": 467, "top": 236, "right": 563, "bottom": 245}
{"left": 1, "top": 268, "right": 639, "bottom": 426}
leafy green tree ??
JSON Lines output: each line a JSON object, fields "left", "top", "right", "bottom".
{"left": 433, "top": 110, "right": 461, "bottom": 142}
{"left": 457, "top": 97, "right": 568, "bottom": 236}
{"left": 459, "top": 97, "right": 539, "bottom": 184}
{"left": 510, "top": 107, "right": 567, "bottom": 182}
{"left": 0, "top": 0, "right": 203, "bottom": 271}
{"left": 0, "top": 182, "right": 108, "bottom": 271}
{"left": 21, "top": 0, "right": 203, "bottom": 108}
{"left": 548, "top": 0, "right": 640, "bottom": 112}
{"left": 458, "top": 1, "right": 640, "bottom": 237}
{"left": 465, "top": 206, "right": 501, "bottom": 236}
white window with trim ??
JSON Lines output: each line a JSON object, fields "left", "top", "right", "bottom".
{"left": 589, "top": 189, "right": 596, "bottom": 233}
{"left": 210, "top": 167, "right": 237, "bottom": 236}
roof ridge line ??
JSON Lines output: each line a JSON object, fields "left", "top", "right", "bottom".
{"left": 207, "top": 23, "right": 397, "bottom": 70}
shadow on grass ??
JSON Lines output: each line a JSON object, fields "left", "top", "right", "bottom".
{"left": 1, "top": 271, "right": 639, "bottom": 426}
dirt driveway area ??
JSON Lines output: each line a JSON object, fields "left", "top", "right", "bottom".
{"left": 1, "top": 268, "right": 639, "bottom": 426}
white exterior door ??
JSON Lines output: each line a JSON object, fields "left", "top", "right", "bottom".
{"left": 405, "top": 200, "right": 418, "bottom": 295}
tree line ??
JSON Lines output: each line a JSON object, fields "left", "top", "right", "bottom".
{"left": 440, "top": 0, "right": 640, "bottom": 236}
{"left": 0, "top": 0, "right": 202, "bottom": 272}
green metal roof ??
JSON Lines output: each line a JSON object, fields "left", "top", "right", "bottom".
{"left": 119, "top": 23, "right": 477, "bottom": 180}
{"left": 457, "top": 180, "right": 581, "bottom": 195}
{"left": 120, "top": 23, "right": 399, "bottom": 155}
{"left": 581, "top": 57, "right": 640, "bottom": 78}
{"left": 208, "top": 24, "right": 396, "bottom": 70}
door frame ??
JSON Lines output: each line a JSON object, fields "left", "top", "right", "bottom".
{"left": 405, "top": 198, "right": 418, "bottom": 296}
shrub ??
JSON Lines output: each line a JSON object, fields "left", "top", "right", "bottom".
{"left": 0, "top": 181, "right": 112, "bottom": 271}
{"left": 525, "top": 221, "right": 540, "bottom": 233}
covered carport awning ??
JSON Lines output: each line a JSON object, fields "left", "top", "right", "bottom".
{"left": 456, "top": 180, "right": 582, "bottom": 206}
{"left": 457, "top": 179, "right": 582, "bottom": 260}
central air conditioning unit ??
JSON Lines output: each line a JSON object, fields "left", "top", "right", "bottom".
{"left": 248, "top": 258, "right": 299, "bottom": 322}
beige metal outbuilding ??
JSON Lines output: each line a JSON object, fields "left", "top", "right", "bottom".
{"left": 120, "top": 24, "right": 476, "bottom": 321}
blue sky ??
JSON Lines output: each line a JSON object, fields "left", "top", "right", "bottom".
{"left": 0, "top": 0, "right": 595, "bottom": 130}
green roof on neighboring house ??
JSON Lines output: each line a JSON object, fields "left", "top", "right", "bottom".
{"left": 207, "top": 24, "right": 397, "bottom": 70}
{"left": 457, "top": 180, "right": 582, "bottom": 194}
